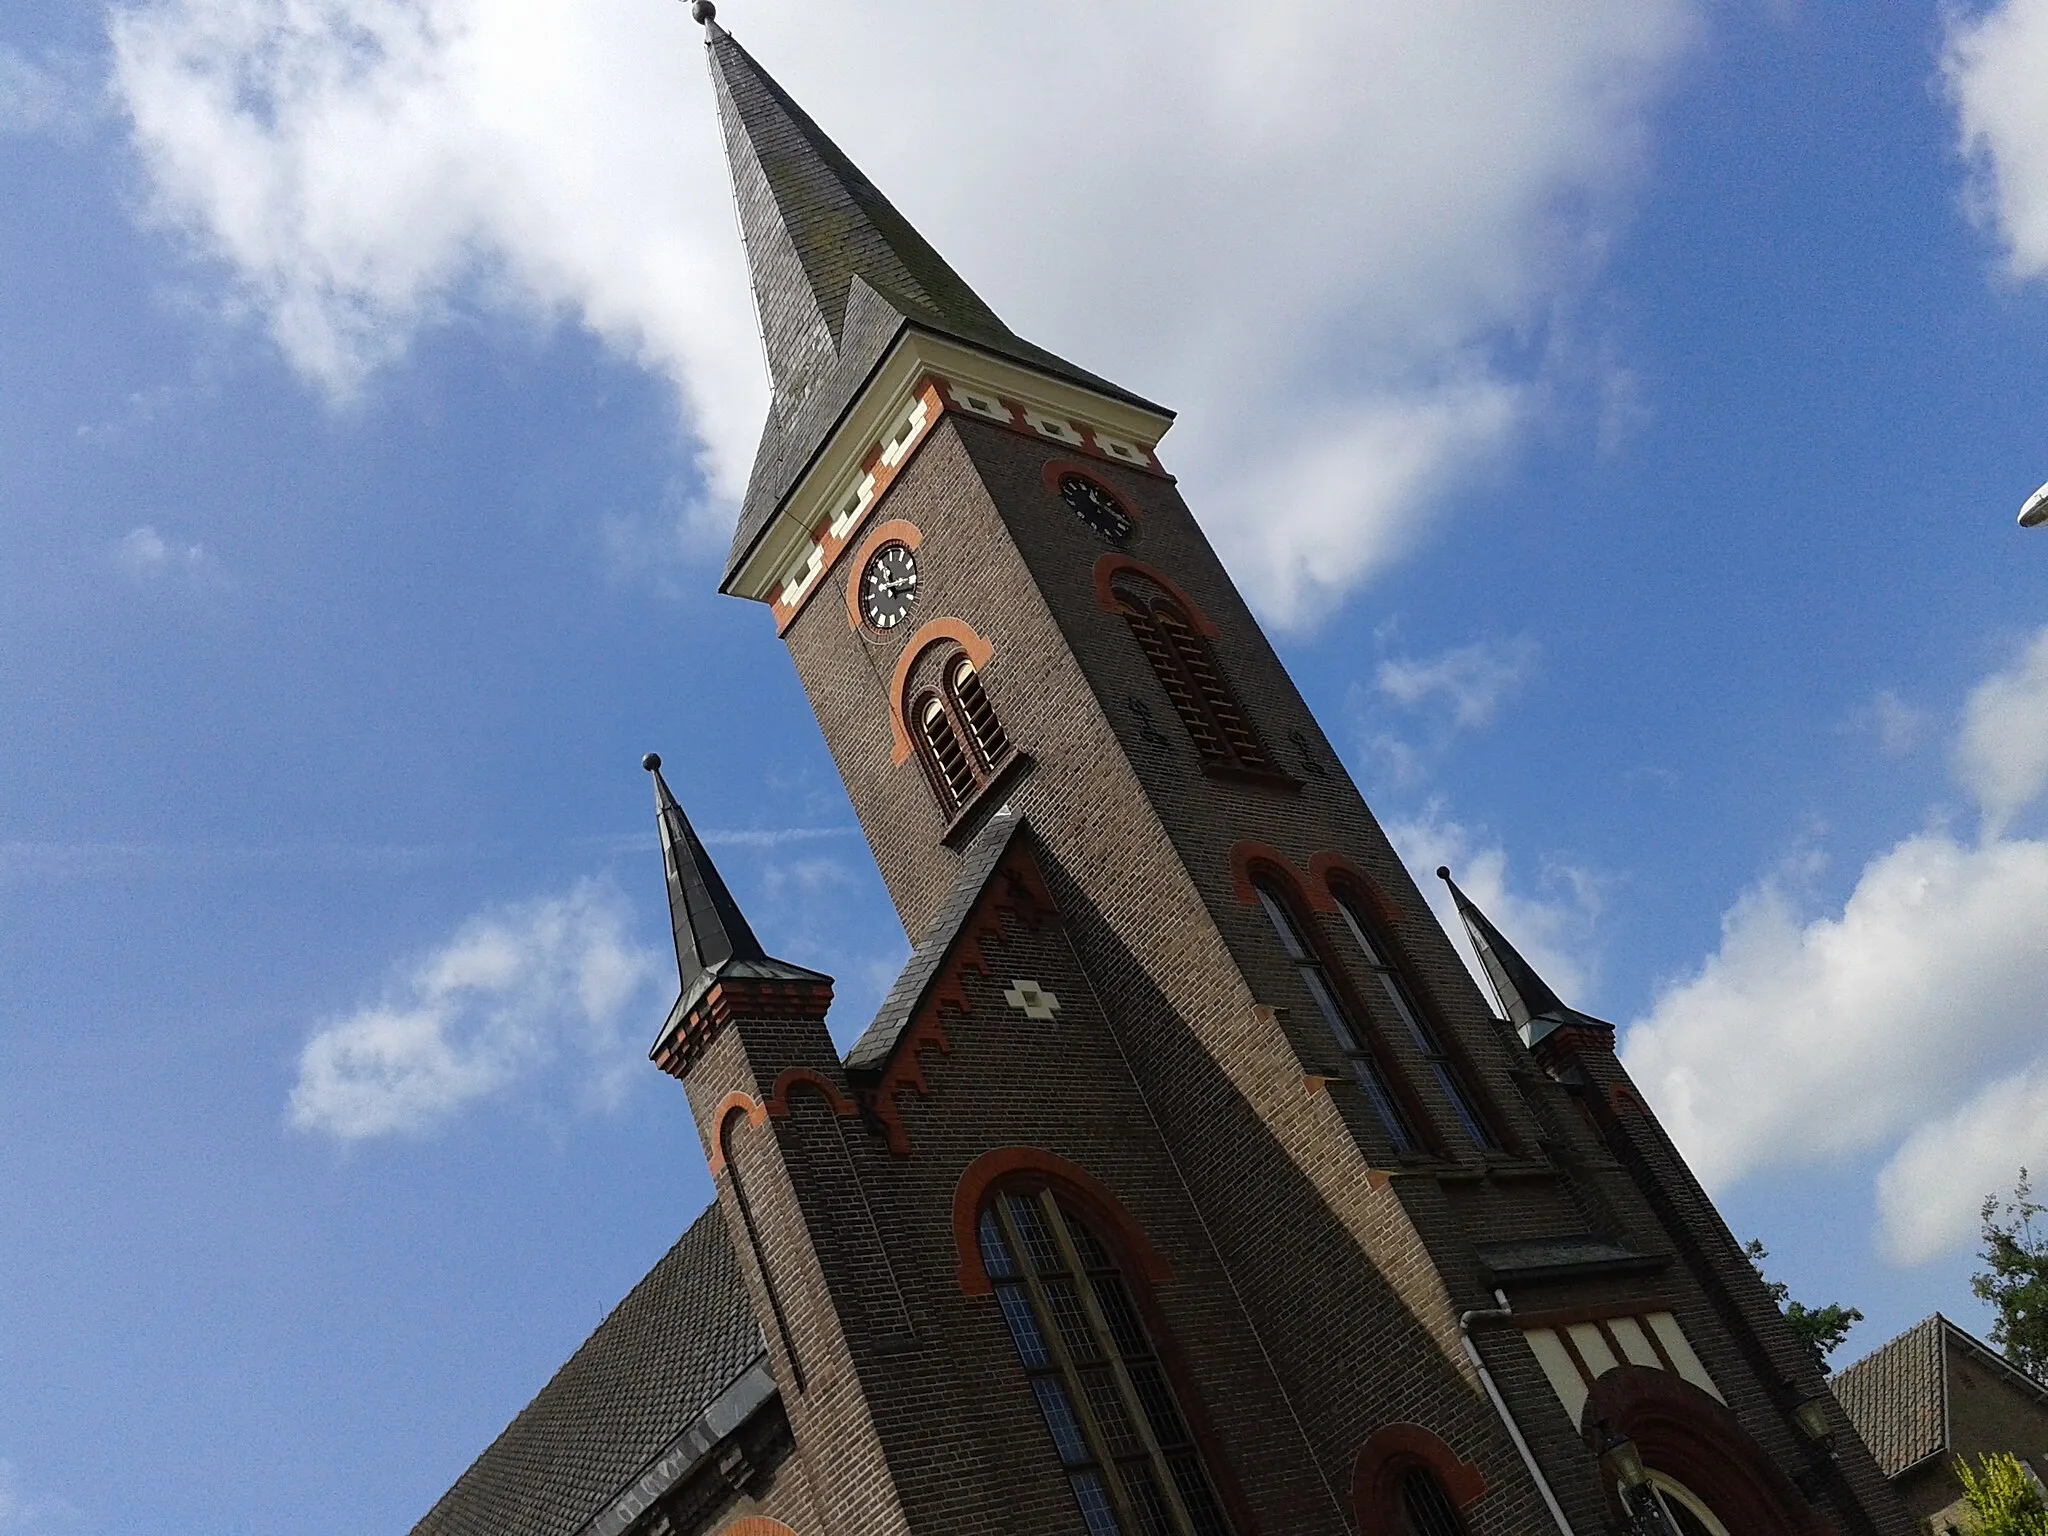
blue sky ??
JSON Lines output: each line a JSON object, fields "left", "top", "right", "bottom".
{"left": 5, "top": 0, "right": 2048, "bottom": 1530}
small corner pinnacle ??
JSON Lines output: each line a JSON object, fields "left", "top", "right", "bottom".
{"left": 643, "top": 753, "right": 663, "bottom": 773}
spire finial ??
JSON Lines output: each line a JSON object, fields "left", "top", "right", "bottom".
{"left": 689, "top": 0, "right": 716, "bottom": 24}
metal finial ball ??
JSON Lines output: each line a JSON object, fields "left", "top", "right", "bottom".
{"left": 643, "top": 753, "right": 662, "bottom": 772}
{"left": 1436, "top": 866, "right": 1452, "bottom": 881}
{"left": 690, "top": 0, "right": 716, "bottom": 23}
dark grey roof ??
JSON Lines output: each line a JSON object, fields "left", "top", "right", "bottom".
{"left": 846, "top": 809, "right": 1028, "bottom": 1076}
{"left": 702, "top": 27, "right": 1167, "bottom": 587}
{"left": 411, "top": 1204, "right": 765, "bottom": 1536}
{"left": 1439, "top": 867, "right": 1608, "bottom": 1047}
{"left": 1834, "top": 1314, "right": 1947, "bottom": 1477}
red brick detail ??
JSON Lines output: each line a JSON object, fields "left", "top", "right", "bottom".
{"left": 652, "top": 978, "right": 835, "bottom": 1081}
{"left": 1584, "top": 1366, "right": 1830, "bottom": 1535}
{"left": 705, "top": 1091, "right": 767, "bottom": 1175}
{"left": 887, "top": 617, "right": 996, "bottom": 765}
{"left": 1308, "top": 852, "right": 1408, "bottom": 926}
{"left": 714, "top": 1520, "right": 801, "bottom": 1536}
{"left": 1039, "top": 459, "right": 1147, "bottom": 523}
{"left": 951, "top": 1147, "right": 1172, "bottom": 1297}
{"left": 1091, "top": 555, "right": 1221, "bottom": 637}
{"left": 765, "top": 1068, "right": 861, "bottom": 1121}
{"left": 1228, "top": 841, "right": 1336, "bottom": 914}
{"left": 842, "top": 518, "right": 925, "bottom": 631}
{"left": 772, "top": 376, "right": 947, "bottom": 635}
{"left": 862, "top": 841, "right": 1061, "bottom": 1156}
{"left": 1352, "top": 1423, "right": 1486, "bottom": 1532}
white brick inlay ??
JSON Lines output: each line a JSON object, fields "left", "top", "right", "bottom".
{"left": 1524, "top": 1328, "right": 1589, "bottom": 1430}
{"left": 1608, "top": 1315, "right": 1661, "bottom": 1370}
{"left": 954, "top": 389, "right": 1009, "bottom": 421}
{"left": 1021, "top": 406, "right": 1078, "bottom": 443}
{"left": 1646, "top": 1311, "right": 1724, "bottom": 1402}
{"left": 1521, "top": 1310, "right": 1725, "bottom": 1433}
{"left": 1003, "top": 980, "right": 1061, "bottom": 1022}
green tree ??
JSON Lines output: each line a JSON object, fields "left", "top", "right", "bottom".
{"left": 1973, "top": 1171, "right": 2048, "bottom": 1383}
{"left": 1744, "top": 1239, "right": 1863, "bottom": 1374}
{"left": 1955, "top": 1452, "right": 2048, "bottom": 1536}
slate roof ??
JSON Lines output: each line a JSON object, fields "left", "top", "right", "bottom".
{"left": 1834, "top": 1314, "right": 1949, "bottom": 1477}
{"left": 410, "top": 1204, "right": 765, "bottom": 1536}
{"left": 846, "top": 808, "right": 1028, "bottom": 1076}
{"left": 703, "top": 25, "right": 1166, "bottom": 586}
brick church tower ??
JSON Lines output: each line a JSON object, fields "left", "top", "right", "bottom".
{"left": 412, "top": 9, "right": 1918, "bottom": 1536}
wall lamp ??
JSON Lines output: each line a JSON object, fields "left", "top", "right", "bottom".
{"left": 1792, "top": 1395, "right": 1838, "bottom": 1455}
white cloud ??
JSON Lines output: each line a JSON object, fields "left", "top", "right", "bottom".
{"left": 1384, "top": 801, "right": 1599, "bottom": 1009}
{"left": 1955, "top": 629, "right": 2048, "bottom": 837}
{"left": 109, "top": 0, "right": 1697, "bottom": 616}
{"left": 1378, "top": 635, "right": 1541, "bottom": 731}
{"left": 115, "top": 523, "right": 214, "bottom": 582}
{"left": 1877, "top": 1063, "right": 2048, "bottom": 1264}
{"left": 0, "top": 1459, "right": 81, "bottom": 1535}
{"left": 1623, "top": 627, "right": 2048, "bottom": 1260}
{"left": 1623, "top": 831, "right": 2048, "bottom": 1190}
{"left": 289, "top": 879, "right": 661, "bottom": 1139}
{"left": 0, "top": 47, "right": 92, "bottom": 138}
{"left": 1944, "top": 0, "right": 2048, "bottom": 279}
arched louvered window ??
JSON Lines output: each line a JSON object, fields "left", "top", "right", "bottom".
{"left": 978, "top": 1187, "right": 1234, "bottom": 1536}
{"left": 1252, "top": 877, "right": 1420, "bottom": 1156}
{"left": 919, "top": 692, "right": 977, "bottom": 811}
{"left": 1113, "top": 585, "right": 1273, "bottom": 775}
{"left": 950, "top": 657, "right": 1010, "bottom": 770}
{"left": 911, "top": 650, "right": 1014, "bottom": 818}
{"left": 1398, "top": 1468, "right": 1471, "bottom": 1536}
{"left": 1332, "top": 890, "right": 1497, "bottom": 1151}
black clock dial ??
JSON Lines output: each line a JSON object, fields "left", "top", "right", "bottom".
{"left": 860, "top": 543, "right": 920, "bottom": 629}
{"left": 1059, "top": 475, "right": 1132, "bottom": 543}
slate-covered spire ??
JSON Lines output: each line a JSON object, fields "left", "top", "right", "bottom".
{"left": 699, "top": 12, "right": 1015, "bottom": 422}
{"left": 1436, "top": 866, "right": 1607, "bottom": 1048}
{"left": 647, "top": 752, "right": 767, "bottom": 986}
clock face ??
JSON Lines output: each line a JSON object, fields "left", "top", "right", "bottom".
{"left": 859, "top": 543, "right": 920, "bottom": 629}
{"left": 1059, "top": 475, "right": 1132, "bottom": 543}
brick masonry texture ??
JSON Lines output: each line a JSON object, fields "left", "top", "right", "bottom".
{"left": 735, "top": 405, "right": 1922, "bottom": 1536}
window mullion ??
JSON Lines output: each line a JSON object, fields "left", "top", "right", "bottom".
{"left": 997, "top": 1199, "right": 1138, "bottom": 1536}
{"left": 1041, "top": 1195, "right": 1201, "bottom": 1536}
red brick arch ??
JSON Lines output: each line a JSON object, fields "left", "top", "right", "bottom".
{"left": 1352, "top": 1423, "right": 1486, "bottom": 1534}
{"left": 1091, "top": 554, "right": 1220, "bottom": 637}
{"left": 843, "top": 517, "right": 924, "bottom": 631}
{"left": 765, "top": 1068, "right": 861, "bottom": 1121}
{"left": 714, "top": 1520, "right": 800, "bottom": 1536}
{"left": 1583, "top": 1366, "right": 1829, "bottom": 1536}
{"left": 705, "top": 1091, "right": 767, "bottom": 1175}
{"left": 1308, "top": 852, "right": 1407, "bottom": 926}
{"left": 951, "top": 1147, "right": 1171, "bottom": 1297}
{"left": 1229, "top": 841, "right": 1336, "bottom": 914}
{"left": 888, "top": 617, "right": 995, "bottom": 765}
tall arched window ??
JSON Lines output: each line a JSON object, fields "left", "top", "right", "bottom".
{"left": 911, "top": 649, "right": 1013, "bottom": 815}
{"left": 978, "top": 1187, "right": 1233, "bottom": 1536}
{"left": 1332, "top": 890, "right": 1497, "bottom": 1151}
{"left": 1252, "top": 877, "right": 1420, "bottom": 1156}
{"left": 1113, "top": 583, "right": 1274, "bottom": 775}
{"left": 1397, "top": 1468, "right": 1471, "bottom": 1536}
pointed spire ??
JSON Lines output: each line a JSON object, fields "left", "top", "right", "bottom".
{"left": 701, "top": 19, "right": 1016, "bottom": 420}
{"left": 646, "top": 752, "right": 768, "bottom": 989}
{"left": 1436, "top": 866, "right": 1606, "bottom": 1048}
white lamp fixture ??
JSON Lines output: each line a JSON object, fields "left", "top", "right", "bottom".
{"left": 2021, "top": 480, "right": 2048, "bottom": 529}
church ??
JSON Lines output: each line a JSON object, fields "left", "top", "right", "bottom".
{"left": 411, "top": 8, "right": 1919, "bottom": 1535}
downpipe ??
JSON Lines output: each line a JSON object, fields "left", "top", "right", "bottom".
{"left": 1458, "top": 1288, "right": 1578, "bottom": 1536}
